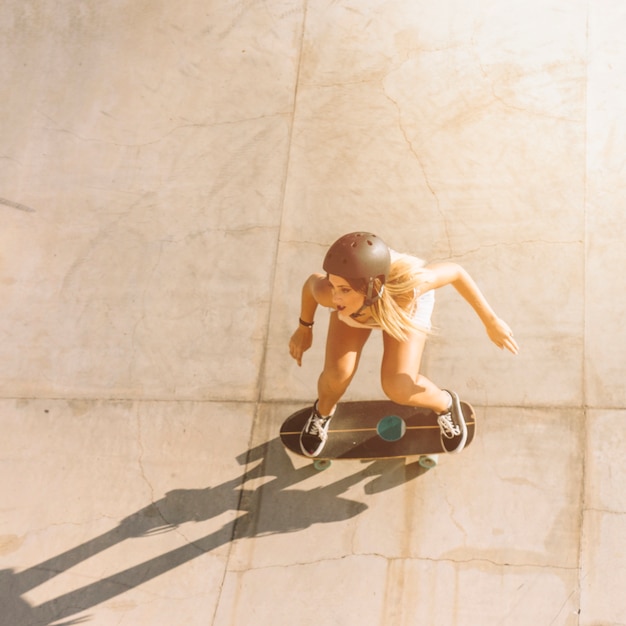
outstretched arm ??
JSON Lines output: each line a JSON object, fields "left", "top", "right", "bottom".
{"left": 418, "top": 262, "right": 519, "bottom": 354}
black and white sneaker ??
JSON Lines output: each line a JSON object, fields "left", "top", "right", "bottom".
{"left": 437, "top": 390, "right": 467, "bottom": 453}
{"left": 300, "top": 401, "right": 333, "bottom": 458}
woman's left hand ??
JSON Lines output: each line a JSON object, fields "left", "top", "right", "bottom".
{"left": 486, "top": 317, "right": 519, "bottom": 354}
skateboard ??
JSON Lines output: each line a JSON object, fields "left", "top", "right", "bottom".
{"left": 280, "top": 400, "right": 476, "bottom": 470}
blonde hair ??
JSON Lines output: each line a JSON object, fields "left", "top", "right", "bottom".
{"left": 367, "top": 253, "right": 431, "bottom": 341}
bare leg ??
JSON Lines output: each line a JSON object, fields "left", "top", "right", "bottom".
{"left": 380, "top": 330, "right": 450, "bottom": 412}
{"left": 316, "top": 312, "right": 371, "bottom": 416}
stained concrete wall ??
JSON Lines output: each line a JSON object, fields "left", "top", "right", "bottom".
{"left": 1, "top": 1, "right": 625, "bottom": 625}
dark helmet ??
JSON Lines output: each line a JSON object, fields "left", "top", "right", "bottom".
{"left": 323, "top": 232, "right": 390, "bottom": 305}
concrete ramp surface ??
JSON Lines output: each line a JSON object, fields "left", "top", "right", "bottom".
{"left": 1, "top": 2, "right": 624, "bottom": 624}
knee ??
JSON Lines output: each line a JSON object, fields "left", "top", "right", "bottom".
{"left": 381, "top": 375, "right": 414, "bottom": 405}
{"left": 320, "top": 363, "right": 357, "bottom": 394}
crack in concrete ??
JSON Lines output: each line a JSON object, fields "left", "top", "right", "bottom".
{"left": 443, "top": 237, "right": 584, "bottom": 260}
{"left": 134, "top": 411, "right": 155, "bottom": 503}
{"left": 133, "top": 411, "right": 235, "bottom": 554}
{"left": 381, "top": 79, "right": 453, "bottom": 257}
{"left": 133, "top": 412, "right": 191, "bottom": 546}
{"left": 0, "top": 196, "right": 36, "bottom": 213}
{"left": 583, "top": 506, "right": 626, "bottom": 516}
{"left": 226, "top": 551, "right": 579, "bottom": 574}
{"left": 548, "top": 588, "right": 581, "bottom": 626}
{"left": 39, "top": 111, "right": 289, "bottom": 149}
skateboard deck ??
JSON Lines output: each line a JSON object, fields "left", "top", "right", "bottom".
{"left": 280, "top": 400, "right": 476, "bottom": 469}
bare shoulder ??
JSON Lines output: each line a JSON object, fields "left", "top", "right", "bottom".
{"left": 419, "top": 261, "right": 463, "bottom": 290}
{"left": 310, "top": 273, "right": 334, "bottom": 307}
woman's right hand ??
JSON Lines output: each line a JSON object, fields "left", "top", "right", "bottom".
{"left": 289, "top": 326, "right": 313, "bottom": 366}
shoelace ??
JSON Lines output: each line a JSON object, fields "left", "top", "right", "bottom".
{"left": 437, "top": 412, "right": 461, "bottom": 439}
{"left": 306, "top": 415, "right": 329, "bottom": 438}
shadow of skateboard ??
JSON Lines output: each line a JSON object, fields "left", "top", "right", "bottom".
{"left": 280, "top": 400, "right": 476, "bottom": 470}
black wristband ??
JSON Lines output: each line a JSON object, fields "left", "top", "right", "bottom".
{"left": 299, "top": 317, "right": 314, "bottom": 328}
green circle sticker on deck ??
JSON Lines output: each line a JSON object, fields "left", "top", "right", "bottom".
{"left": 377, "top": 415, "right": 407, "bottom": 442}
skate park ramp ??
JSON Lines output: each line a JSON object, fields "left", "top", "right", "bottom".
{"left": 1, "top": 2, "right": 624, "bottom": 625}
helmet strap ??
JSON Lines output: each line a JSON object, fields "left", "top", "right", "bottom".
{"left": 350, "top": 302, "right": 368, "bottom": 319}
{"left": 350, "top": 279, "right": 384, "bottom": 319}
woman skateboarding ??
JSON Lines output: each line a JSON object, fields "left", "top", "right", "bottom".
{"left": 288, "top": 232, "right": 519, "bottom": 458}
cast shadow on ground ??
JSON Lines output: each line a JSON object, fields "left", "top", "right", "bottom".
{"left": 1, "top": 437, "right": 429, "bottom": 626}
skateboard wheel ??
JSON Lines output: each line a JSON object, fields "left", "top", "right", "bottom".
{"left": 314, "top": 459, "right": 332, "bottom": 471}
{"left": 418, "top": 454, "right": 438, "bottom": 469}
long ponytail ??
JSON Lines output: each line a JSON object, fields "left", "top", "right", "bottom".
{"left": 368, "top": 253, "right": 431, "bottom": 341}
